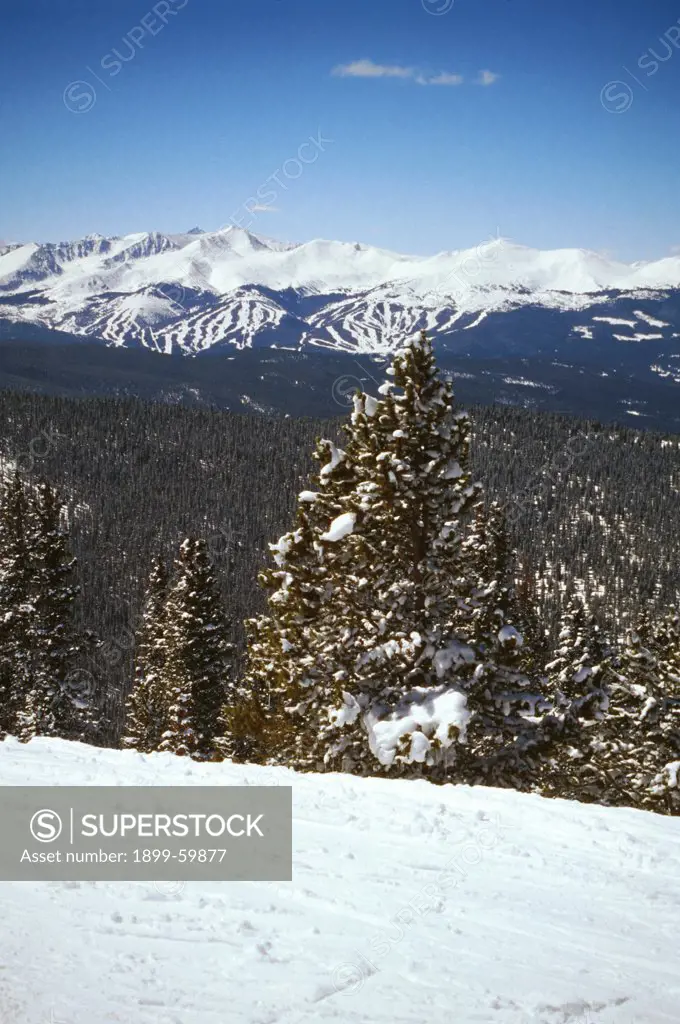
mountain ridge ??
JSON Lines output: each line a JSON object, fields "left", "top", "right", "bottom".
{"left": 3, "top": 228, "right": 680, "bottom": 356}
{"left": 1, "top": 229, "right": 679, "bottom": 430}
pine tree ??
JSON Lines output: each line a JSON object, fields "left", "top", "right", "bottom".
{"left": 648, "top": 609, "right": 680, "bottom": 811}
{"left": 159, "top": 539, "right": 233, "bottom": 760}
{"left": 548, "top": 596, "right": 612, "bottom": 722}
{"left": 536, "top": 604, "right": 679, "bottom": 813}
{"left": 459, "top": 502, "right": 548, "bottom": 789}
{"left": 601, "top": 615, "right": 680, "bottom": 813}
{"left": 0, "top": 473, "right": 33, "bottom": 738}
{"left": 514, "top": 560, "right": 550, "bottom": 677}
{"left": 655, "top": 608, "right": 680, "bottom": 695}
{"left": 123, "top": 556, "right": 170, "bottom": 752}
{"left": 235, "top": 435, "right": 361, "bottom": 766}
{"left": 245, "top": 332, "right": 490, "bottom": 777}
{"left": 538, "top": 595, "right": 615, "bottom": 803}
{"left": 25, "top": 480, "right": 83, "bottom": 737}
{"left": 0, "top": 475, "right": 84, "bottom": 741}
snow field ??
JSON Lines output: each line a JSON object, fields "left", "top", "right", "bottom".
{"left": 0, "top": 736, "right": 678, "bottom": 1024}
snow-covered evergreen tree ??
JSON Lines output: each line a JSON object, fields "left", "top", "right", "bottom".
{"left": 655, "top": 609, "right": 680, "bottom": 695}
{"left": 23, "top": 480, "right": 82, "bottom": 737}
{"left": 458, "top": 502, "right": 549, "bottom": 789}
{"left": 0, "top": 473, "right": 33, "bottom": 738}
{"left": 514, "top": 561, "right": 550, "bottom": 677}
{"left": 0, "top": 475, "right": 83, "bottom": 741}
{"left": 245, "top": 331, "right": 495, "bottom": 776}
{"left": 647, "top": 609, "right": 680, "bottom": 811}
{"left": 547, "top": 596, "right": 612, "bottom": 722}
{"left": 159, "top": 539, "right": 233, "bottom": 760}
{"left": 236, "top": 435, "right": 361, "bottom": 766}
{"left": 538, "top": 604, "right": 679, "bottom": 813}
{"left": 123, "top": 556, "right": 170, "bottom": 752}
{"left": 537, "top": 594, "right": 616, "bottom": 802}
{"left": 601, "top": 616, "right": 679, "bottom": 813}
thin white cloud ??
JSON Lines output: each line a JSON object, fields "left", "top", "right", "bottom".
{"left": 476, "top": 69, "right": 500, "bottom": 86}
{"left": 423, "top": 71, "right": 464, "bottom": 86}
{"left": 333, "top": 61, "right": 479, "bottom": 87}
{"left": 332, "top": 59, "right": 414, "bottom": 79}
{"left": 334, "top": 61, "right": 465, "bottom": 86}
{"left": 249, "top": 204, "right": 279, "bottom": 214}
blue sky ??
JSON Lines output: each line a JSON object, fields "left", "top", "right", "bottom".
{"left": 2, "top": 0, "right": 680, "bottom": 260}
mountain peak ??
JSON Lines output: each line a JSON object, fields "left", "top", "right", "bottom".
{"left": 2, "top": 230, "right": 680, "bottom": 359}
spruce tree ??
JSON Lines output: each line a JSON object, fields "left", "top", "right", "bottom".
{"left": 514, "top": 560, "right": 550, "bottom": 677}
{"left": 548, "top": 596, "right": 612, "bottom": 723}
{"left": 25, "top": 480, "right": 82, "bottom": 737}
{"left": 0, "top": 473, "right": 33, "bottom": 738}
{"left": 538, "top": 595, "right": 615, "bottom": 803}
{"left": 648, "top": 609, "right": 680, "bottom": 811}
{"left": 237, "top": 434, "right": 360, "bottom": 766}
{"left": 159, "top": 538, "right": 233, "bottom": 760}
{"left": 603, "top": 616, "right": 680, "bottom": 813}
{"left": 0, "top": 475, "right": 84, "bottom": 741}
{"left": 538, "top": 605, "right": 679, "bottom": 813}
{"left": 245, "top": 332, "right": 490, "bottom": 776}
{"left": 655, "top": 609, "right": 680, "bottom": 694}
{"left": 460, "top": 502, "right": 548, "bottom": 789}
{"left": 124, "top": 556, "right": 170, "bottom": 752}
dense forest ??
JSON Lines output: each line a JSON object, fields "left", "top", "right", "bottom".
{"left": 0, "top": 382, "right": 678, "bottom": 743}
{"left": 0, "top": 335, "right": 679, "bottom": 816}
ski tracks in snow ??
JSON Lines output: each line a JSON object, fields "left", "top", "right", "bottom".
{"left": 0, "top": 738, "right": 678, "bottom": 1024}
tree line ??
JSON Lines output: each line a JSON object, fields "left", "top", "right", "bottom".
{"left": 0, "top": 333, "right": 678, "bottom": 814}
{"left": 1, "top": 382, "right": 678, "bottom": 742}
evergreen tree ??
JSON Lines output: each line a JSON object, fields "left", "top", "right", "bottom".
{"left": 159, "top": 539, "right": 233, "bottom": 760}
{"left": 26, "top": 480, "right": 82, "bottom": 736}
{"left": 0, "top": 473, "right": 33, "bottom": 738}
{"left": 236, "top": 436, "right": 360, "bottom": 766}
{"left": 459, "top": 502, "right": 548, "bottom": 789}
{"left": 548, "top": 596, "right": 612, "bottom": 722}
{"left": 123, "top": 556, "right": 170, "bottom": 752}
{"left": 0, "top": 475, "right": 84, "bottom": 740}
{"left": 538, "top": 595, "right": 615, "bottom": 803}
{"left": 648, "top": 608, "right": 680, "bottom": 811}
{"left": 514, "top": 560, "right": 550, "bottom": 676}
{"left": 603, "top": 616, "right": 679, "bottom": 813}
{"left": 245, "top": 332, "right": 492, "bottom": 776}
{"left": 537, "top": 605, "right": 679, "bottom": 813}
{"left": 655, "top": 609, "right": 680, "bottom": 695}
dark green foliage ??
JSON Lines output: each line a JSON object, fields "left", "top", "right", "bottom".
{"left": 1, "top": 388, "right": 677, "bottom": 747}
{"left": 124, "top": 541, "right": 235, "bottom": 760}
{"left": 0, "top": 474, "right": 84, "bottom": 739}
{"left": 28, "top": 480, "right": 83, "bottom": 735}
{"left": 459, "top": 502, "right": 549, "bottom": 789}
{"left": 592, "top": 617, "right": 680, "bottom": 813}
{"left": 244, "top": 333, "right": 489, "bottom": 774}
{"left": 537, "top": 596, "right": 617, "bottom": 802}
{"left": 123, "top": 556, "right": 170, "bottom": 753}
{"left": 0, "top": 474, "right": 33, "bottom": 737}
{"left": 157, "top": 539, "right": 233, "bottom": 760}
{"left": 0, "top": 383, "right": 679, "bottom": 814}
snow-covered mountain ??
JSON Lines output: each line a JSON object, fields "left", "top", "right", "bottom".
{"left": 1, "top": 735, "right": 679, "bottom": 1023}
{"left": 3, "top": 227, "right": 680, "bottom": 357}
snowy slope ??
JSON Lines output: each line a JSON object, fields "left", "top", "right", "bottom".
{"left": 0, "top": 737, "right": 678, "bottom": 1024}
{"left": 2, "top": 229, "right": 680, "bottom": 355}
